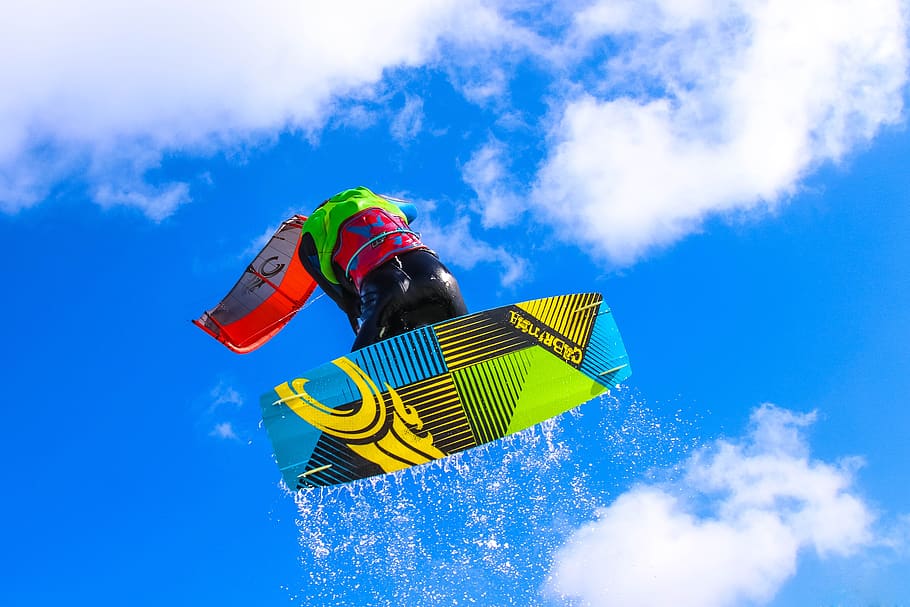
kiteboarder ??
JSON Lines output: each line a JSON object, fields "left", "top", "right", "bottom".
{"left": 298, "top": 186, "right": 467, "bottom": 350}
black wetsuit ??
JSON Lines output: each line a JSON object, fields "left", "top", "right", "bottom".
{"left": 298, "top": 237, "right": 467, "bottom": 351}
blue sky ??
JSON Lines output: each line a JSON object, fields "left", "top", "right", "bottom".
{"left": 2, "top": 1, "right": 910, "bottom": 605}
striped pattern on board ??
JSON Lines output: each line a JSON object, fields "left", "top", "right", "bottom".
{"left": 397, "top": 374, "right": 476, "bottom": 455}
{"left": 434, "top": 312, "right": 531, "bottom": 371}
{"left": 453, "top": 350, "right": 532, "bottom": 445}
{"left": 297, "top": 433, "right": 381, "bottom": 488}
{"left": 351, "top": 326, "right": 446, "bottom": 389}
{"left": 516, "top": 292, "right": 602, "bottom": 346}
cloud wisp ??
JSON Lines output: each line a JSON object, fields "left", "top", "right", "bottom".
{"left": 417, "top": 212, "right": 529, "bottom": 287}
{"left": 202, "top": 382, "right": 246, "bottom": 442}
{"left": 210, "top": 421, "right": 240, "bottom": 441}
{"left": 546, "top": 404, "right": 879, "bottom": 607}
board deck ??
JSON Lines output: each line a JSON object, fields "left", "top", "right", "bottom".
{"left": 260, "top": 292, "right": 631, "bottom": 489}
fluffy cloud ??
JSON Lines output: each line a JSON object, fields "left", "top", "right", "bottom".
{"left": 530, "top": 0, "right": 908, "bottom": 265}
{"left": 546, "top": 404, "right": 877, "bottom": 607}
{"left": 0, "top": 0, "right": 488, "bottom": 216}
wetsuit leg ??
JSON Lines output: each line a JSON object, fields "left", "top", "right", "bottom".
{"left": 352, "top": 250, "right": 467, "bottom": 351}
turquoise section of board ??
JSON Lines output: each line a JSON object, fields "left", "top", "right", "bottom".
{"left": 580, "top": 307, "right": 631, "bottom": 386}
{"left": 258, "top": 325, "right": 447, "bottom": 478}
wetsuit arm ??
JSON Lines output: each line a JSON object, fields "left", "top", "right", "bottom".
{"left": 298, "top": 232, "right": 361, "bottom": 332}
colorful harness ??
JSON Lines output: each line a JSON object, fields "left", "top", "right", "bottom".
{"left": 333, "top": 208, "right": 425, "bottom": 290}
{"left": 301, "top": 187, "right": 427, "bottom": 290}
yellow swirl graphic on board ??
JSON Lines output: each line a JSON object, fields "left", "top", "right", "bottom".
{"left": 273, "top": 357, "right": 444, "bottom": 472}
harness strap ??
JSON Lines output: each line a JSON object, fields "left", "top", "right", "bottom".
{"left": 343, "top": 228, "right": 421, "bottom": 278}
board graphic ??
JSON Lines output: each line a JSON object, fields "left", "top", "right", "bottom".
{"left": 260, "top": 292, "right": 631, "bottom": 488}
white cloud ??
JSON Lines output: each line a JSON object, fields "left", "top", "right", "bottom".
{"left": 546, "top": 404, "right": 878, "bottom": 607}
{"left": 459, "top": 66, "right": 510, "bottom": 105}
{"left": 572, "top": 0, "right": 721, "bottom": 36}
{"left": 94, "top": 181, "right": 191, "bottom": 222}
{"left": 390, "top": 95, "right": 426, "bottom": 143}
{"left": 462, "top": 139, "right": 524, "bottom": 228}
{"left": 199, "top": 383, "right": 246, "bottom": 441}
{"left": 209, "top": 382, "right": 244, "bottom": 412}
{"left": 530, "top": 0, "right": 908, "bottom": 266}
{"left": 210, "top": 422, "right": 240, "bottom": 441}
{"left": 0, "top": 0, "right": 486, "bottom": 217}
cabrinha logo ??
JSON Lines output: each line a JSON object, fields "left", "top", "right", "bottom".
{"left": 507, "top": 310, "right": 584, "bottom": 364}
{"left": 273, "top": 358, "right": 445, "bottom": 472}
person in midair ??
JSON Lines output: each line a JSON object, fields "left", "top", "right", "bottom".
{"left": 298, "top": 186, "right": 467, "bottom": 350}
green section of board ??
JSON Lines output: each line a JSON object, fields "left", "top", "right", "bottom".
{"left": 261, "top": 292, "right": 631, "bottom": 488}
{"left": 507, "top": 346, "right": 607, "bottom": 434}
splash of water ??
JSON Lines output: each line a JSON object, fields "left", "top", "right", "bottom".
{"left": 288, "top": 389, "right": 701, "bottom": 606}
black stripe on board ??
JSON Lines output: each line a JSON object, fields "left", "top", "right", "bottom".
{"left": 434, "top": 309, "right": 533, "bottom": 371}
{"left": 395, "top": 374, "right": 476, "bottom": 455}
{"left": 297, "top": 434, "right": 383, "bottom": 488}
{"left": 452, "top": 351, "right": 531, "bottom": 445}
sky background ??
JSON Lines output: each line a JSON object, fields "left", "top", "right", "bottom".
{"left": 3, "top": 1, "right": 910, "bottom": 606}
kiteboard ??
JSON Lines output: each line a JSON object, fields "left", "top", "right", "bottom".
{"left": 260, "top": 292, "right": 631, "bottom": 489}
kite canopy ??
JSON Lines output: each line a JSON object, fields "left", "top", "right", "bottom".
{"left": 194, "top": 215, "right": 317, "bottom": 353}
